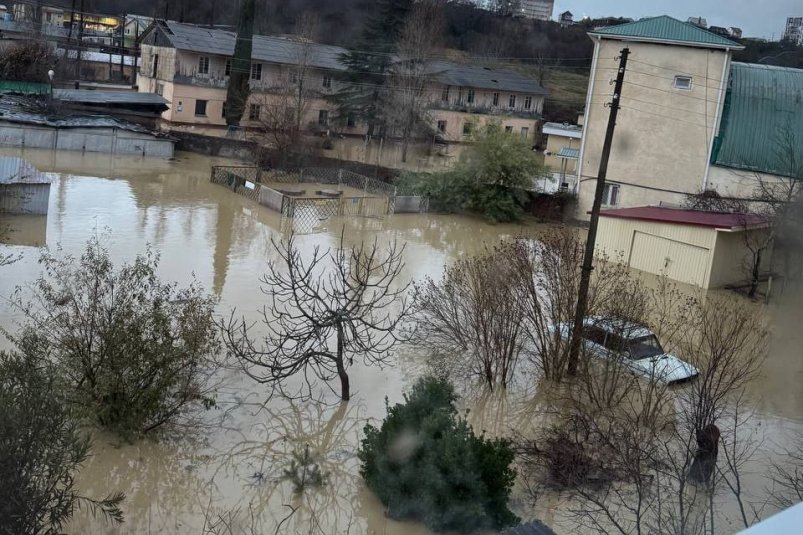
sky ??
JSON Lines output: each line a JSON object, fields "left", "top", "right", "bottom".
{"left": 552, "top": 0, "right": 800, "bottom": 39}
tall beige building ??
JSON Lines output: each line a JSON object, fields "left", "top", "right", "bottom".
{"left": 517, "top": 0, "right": 555, "bottom": 21}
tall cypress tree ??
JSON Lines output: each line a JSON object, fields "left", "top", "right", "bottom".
{"left": 225, "top": 0, "right": 255, "bottom": 127}
{"left": 332, "top": 0, "right": 413, "bottom": 138}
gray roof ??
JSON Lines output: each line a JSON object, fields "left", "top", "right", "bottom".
{"left": 429, "top": 60, "right": 548, "bottom": 95}
{"left": 556, "top": 147, "right": 580, "bottom": 159}
{"left": 53, "top": 89, "right": 168, "bottom": 106}
{"left": 149, "top": 21, "right": 547, "bottom": 94}
{"left": 156, "top": 20, "right": 347, "bottom": 71}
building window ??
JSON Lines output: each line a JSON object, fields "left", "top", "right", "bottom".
{"left": 437, "top": 120, "right": 447, "bottom": 133}
{"left": 290, "top": 69, "right": 298, "bottom": 84}
{"left": 194, "top": 99, "right": 207, "bottom": 116}
{"left": 463, "top": 121, "right": 473, "bottom": 135}
{"left": 285, "top": 107, "right": 296, "bottom": 122}
{"left": 441, "top": 85, "right": 450, "bottom": 102}
{"left": 225, "top": 59, "right": 231, "bottom": 77}
{"left": 156, "top": 83, "right": 164, "bottom": 96}
{"left": 602, "top": 183, "right": 620, "bottom": 206}
{"left": 504, "top": 125, "right": 513, "bottom": 133}
{"left": 508, "top": 94, "right": 516, "bottom": 108}
{"left": 524, "top": 95, "right": 532, "bottom": 110}
{"left": 222, "top": 102, "right": 227, "bottom": 118}
{"left": 467, "top": 88, "right": 475, "bottom": 104}
{"left": 198, "top": 56, "right": 210, "bottom": 75}
{"left": 151, "top": 54, "right": 159, "bottom": 77}
{"left": 673, "top": 75, "right": 693, "bottom": 90}
{"left": 520, "top": 127, "right": 529, "bottom": 139}
{"left": 322, "top": 75, "right": 332, "bottom": 88}
{"left": 250, "top": 63, "right": 262, "bottom": 81}
{"left": 318, "top": 109, "right": 329, "bottom": 126}
{"left": 346, "top": 112, "right": 356, "bottom": 127}
{"left": 457, "top": 87, "right": 464, "bottom": 104}
{"left": 493, "top": 92, "right": 499, "bottom": 106}
{"left": 248, "top": 104, "right": 261, "bottom": 120}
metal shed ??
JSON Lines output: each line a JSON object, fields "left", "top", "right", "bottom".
{"left": 596, "top": 206, "right": 771, "bottom": 289}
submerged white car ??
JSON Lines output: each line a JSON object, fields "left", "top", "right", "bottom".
{"left": 555, "top": 316, "right": 699, "bottom": 384}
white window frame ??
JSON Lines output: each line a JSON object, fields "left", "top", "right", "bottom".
{"left": 673, "top": 75, "right": 693, "bottom": 90}
{"left": 248, "top": 103, "right": 261, "bottom": 120}
{"left": 322, "top": 74, "right": 332, "bottom": 88}
{"left": 602, "top": 183, "right": 620, "bottom": 206}
{"left": 508, "top": 94, "right": 516, "bottom": 108}
{"left": 198, "top": 56, "right": 210, "bottom": 75}
{"left": 250, "top": 63, "right": 262, "bottom": 81}
{"left": 524, "top": 95, "right": 532, "bottom": 110}
{"left": 225, "top": 59, "right": 231, "bottom": 77}
{"left": 437, "top": 120, "right": 447, "bottom": 133}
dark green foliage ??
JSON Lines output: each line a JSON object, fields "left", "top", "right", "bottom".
{"left": 396, "top": 124, "right": 544, "bottom": 223}
{"left": 332, "top": 0, "right": 413, "bottom": 136}
{"left": 0, "top": 351, "right": 124, "bottom": 534}
{"left": 359, "top": 376, "right": 519, "bottom": 532}
{"left": 224, "top": 0, "right": 255, "bottom": 126}
{"left": 10, "top": 237, "right": 220, "bottom": 438}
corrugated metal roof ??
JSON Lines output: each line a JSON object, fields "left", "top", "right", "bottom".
{"left": 557, "top": 147, "right": 580, "bottom": 159}
{"left": 712, "top": 62, "right": 803, "bottom": 178}
{"left": 53, "top": 89, "right": 168, "bottom": 106}
{"left": 599, "top": 206, "right": 769, "bottom": 229}
{"left": 0, "top": 156, "right": 51, "bottom": 185}
{"left": 152, "top": 22, "right": 546, "bottom": 94}
{"left": 543, "top": 121, "right": 583, "bottom": 138}
{"left": 590, "top": 16, "right": 743, "bottom": 49}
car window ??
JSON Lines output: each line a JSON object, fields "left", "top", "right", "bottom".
{"left": 629, "top": 335, "right": 665, "bottom": 360}
{"left": 583, "top": 326, "right": 607, "bottom": 346}
{"left": 603, "top": 332, "right": 628, "bottom": 353}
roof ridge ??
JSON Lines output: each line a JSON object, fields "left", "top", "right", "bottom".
{"left": 589, "top": 15, "right": 742, "bottom": 49}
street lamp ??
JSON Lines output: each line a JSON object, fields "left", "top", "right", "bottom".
{"left": 47, "top": 69, "right": 55, "bottom": 99}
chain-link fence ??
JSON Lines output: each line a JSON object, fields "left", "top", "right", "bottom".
{"left": 300, "top": 168, "right": 396, "bottom": 198}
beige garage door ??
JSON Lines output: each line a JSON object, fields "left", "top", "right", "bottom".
{"left": 629, "top": 231, "right": 711, "bottom": 287}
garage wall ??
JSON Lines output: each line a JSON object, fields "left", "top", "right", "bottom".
{"left": 708, "top": 228, "right": 773, "bottom": 288}
{"left": 597, "top": 217, "right": 718, "bottom": 288}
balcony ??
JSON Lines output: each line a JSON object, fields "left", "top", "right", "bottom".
{"left": 427, "top": 100, "right": 542, "bottom": 120}
{"left": 173, "top": 73, "right": 229, "bottom": 89}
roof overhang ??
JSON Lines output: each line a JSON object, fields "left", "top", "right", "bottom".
{"left": 543, "top": 124, "right": 582, "bottom": 138}
{"left": 589, "top": 33, "right": 744, "bottom": 51}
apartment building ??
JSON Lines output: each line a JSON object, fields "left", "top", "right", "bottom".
{"left": 576, "top": 16, "right": 803, "bottom": 219}
{"left": 517, "top": 0, "right": 554, "bottom": 21}
{"left": 784, "top": 17, "right": 803, "bottom": 44}
{"left": 136, "top": 20, "right": 547, "bottom": 143}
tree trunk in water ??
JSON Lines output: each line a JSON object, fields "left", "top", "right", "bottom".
{"left": 336, "top": 322, "right": 350, "bottom": 401}
{"left": 748, "top": 250, "right": 762, "bottom": 298}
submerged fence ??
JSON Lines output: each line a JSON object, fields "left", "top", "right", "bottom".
{"left": 210, "top": 165, "right": 427, "bottom": 232}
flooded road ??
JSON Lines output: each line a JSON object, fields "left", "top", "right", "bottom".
{"left": 1, "top": 148, "right": 802, "bottom": 534}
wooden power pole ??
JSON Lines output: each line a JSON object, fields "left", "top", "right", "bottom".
{"left": 567, "top": 46, "right": 630, "bottom": 376}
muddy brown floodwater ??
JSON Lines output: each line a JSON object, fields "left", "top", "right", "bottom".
{"left": 1, "top": 148, "right": 802, "bottom": 535}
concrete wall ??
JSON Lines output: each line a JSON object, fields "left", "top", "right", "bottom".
{"left": 0, "top": 183, "right": 51, "bottom": 214}
{"left": 0, "top": 123, "right": 174, "bottom": 157}
{"left": 393, "top": 195, "right": 428, "bottom": 213}
{"left": 577, "top": 38, "right": 731, "bottom": 219}
{"left": 431, "top": 109, "right": 539, "bottom": 142}
{"left": 259, "top": 186, "right": 285, "bottom": 212}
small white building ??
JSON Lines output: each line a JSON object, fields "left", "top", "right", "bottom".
{"left": 595, "top": 206, "right": 771, "bottom": 289}
{"left": 0, "top": 156, "right": 51, "bottom": 214}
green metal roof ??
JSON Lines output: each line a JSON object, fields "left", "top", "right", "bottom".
{"left": 589, "top": 16, "right": 743, "bottom": 49}
{"left": 712, "top": 63, "right": 803, "bottom": 179}
{"left": 0, "top": 81, "right": 49, "bottom": 95}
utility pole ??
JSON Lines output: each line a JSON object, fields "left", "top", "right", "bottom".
{"left": 567, "top": 46, "right": 630, "bottom": 376}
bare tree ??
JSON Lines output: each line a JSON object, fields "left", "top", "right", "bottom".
{"left": 220, "top": 232, "right": 412, "bottom": 401}
{"left": 387, "top": 0, "right": 444, "bottom": 162}
{"left": 518, "top": 288, "right": 769, "bottom": 535}
{"left": 253, "top": 13, "right": 320, "bottom": 154}
{"left": 413, "top": 240, "right": 525, "bottom": 389}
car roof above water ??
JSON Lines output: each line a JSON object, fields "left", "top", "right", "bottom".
{"left": 585, "top": 316, "right": 654, "bottom": 340}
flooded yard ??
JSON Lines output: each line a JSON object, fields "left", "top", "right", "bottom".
{"left": 1, "top": 148, "right": 802, "bottom": 534}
